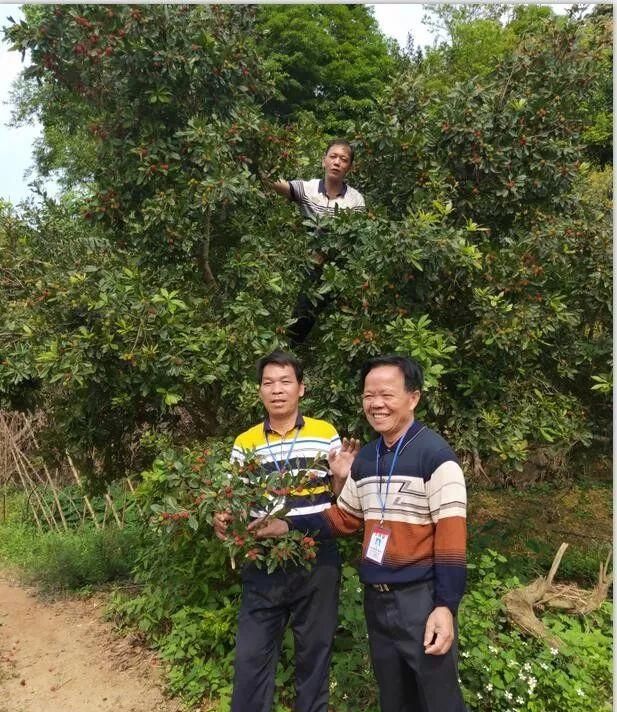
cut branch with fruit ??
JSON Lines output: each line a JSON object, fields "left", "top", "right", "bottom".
{"left": 149, "top": 445, "right": 329, "bottom": 574}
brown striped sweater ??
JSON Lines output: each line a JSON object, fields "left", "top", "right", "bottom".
{"left": 288, "top": 420, "right": 467, "bottom": 613}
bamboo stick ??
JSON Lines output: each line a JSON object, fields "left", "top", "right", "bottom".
{"left": 55, "top": 467, "right": 83, "bottom": 523}
{"left": 66, "top": 453, "right": 100, "bottom": 530}
{"left": 125, "top": 477, "right": 144, "bottom": 516}
{"left": 120, "top": 484, "right": 127, "bottom": 527}
{"left": 44, "top": 467, "right": 68, "bottom": 531}
{"left": 8, "top": 446, "right": 45, "bottom": 531}
{"left": 105, "top": 492, "right": 123, "bottom": 528}
{"left": 10, "top": 439, "right": 58, "bottom": 531}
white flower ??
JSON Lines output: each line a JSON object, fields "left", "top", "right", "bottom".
{"left": 523, "top": 662, "right": 532, "bottom": 672}
{"left": 576, "top": 688, "right": 585, "bottom": 697}
{"left": 462, "top": 651, "right": 470, "bottom": 658}
{"left": 488, "top": 644, "right": 499, "bottom": 653}
{"left": 540, "top": 662, "right": 549, "bottom": 670}
{"left": 504, "top": 691, "right": 513, "bottom": 701}
{"left": 329, "top": 680, "right": 338, "bottom": 691}
{"left": 343, "top": 693, "right": 348, "bottom": 700}
{"left": 486, "top": 683, "right": 493, "bottom": 692}
{"left": 516, "top": 697, "right": 524, "bottom": 704}
{"left": 550, "top": 647, "right": 558, "bottom": 656}
{"left": 477, "top": 692, "right": 483, "bottom": 699}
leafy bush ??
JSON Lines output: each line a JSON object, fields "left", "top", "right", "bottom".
{"left": 107, "top": 521, "right": 241, "bottom": 706}
{"left": 159, "top": 603, "right": 237, "bottom": 707}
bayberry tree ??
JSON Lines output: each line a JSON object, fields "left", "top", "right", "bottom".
{"left": 1, "top": 6, "right": 612, "bottom": 487}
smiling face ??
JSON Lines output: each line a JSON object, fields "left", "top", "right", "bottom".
{"left": 362, "top": 365, "right": 421, "bottom": 446}
{"left": 322, "top": 143, "right": 352, "bottom": 182}
{"left": 259, "top": 363, "right": 305, "bottom": 421}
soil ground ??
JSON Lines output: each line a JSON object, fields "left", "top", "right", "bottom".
{"left": 0, "top": 573, "right": 183, "bottom": 712}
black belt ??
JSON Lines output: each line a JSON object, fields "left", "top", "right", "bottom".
{"left": 369, "top": 581, "right": 413, "bottom": 593}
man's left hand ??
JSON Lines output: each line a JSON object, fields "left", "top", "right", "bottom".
{"left": 247, "top": 516, "right": 289, "bottom": 539}
{"left": 423, "top": 606, "right": 455, "bottom": 655}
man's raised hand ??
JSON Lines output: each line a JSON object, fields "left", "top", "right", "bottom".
{"left": 328, "top": 437, "right": 361, "bottom": 495}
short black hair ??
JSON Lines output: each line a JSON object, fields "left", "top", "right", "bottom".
{"left": 325, "top": 139, "right": 355, "bottom": 164}
{"left": 257, "top": 350, "right": 303, "bottom": 384}
{"left": 360, "top": 355, "right": 423, "bottom": 393}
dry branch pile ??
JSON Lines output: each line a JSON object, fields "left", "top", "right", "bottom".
{"left": 502, "top": 542, "right": 613, "bottom": 650}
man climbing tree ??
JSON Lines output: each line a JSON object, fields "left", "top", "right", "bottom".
{"left": 264, "top": 140, "right": 365, "bottom": 345}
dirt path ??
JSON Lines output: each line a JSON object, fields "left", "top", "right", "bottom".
{"left": 0, "top": 575, "right": 183, "bottom": 712}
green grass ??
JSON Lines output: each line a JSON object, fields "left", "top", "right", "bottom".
{"left": 0, "top": 490, "right": 140, "bottom": 593}
{"left": 468, "top": 480, "right": 612, "bottom": 586}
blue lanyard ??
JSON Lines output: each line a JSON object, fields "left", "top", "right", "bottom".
{"left": 265, "top": 426, "right": 301, "bottom": 473}
{"left": 375, "top": 427, "right": 410, "bottom": 523}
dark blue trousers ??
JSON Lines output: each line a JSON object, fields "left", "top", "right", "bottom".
{"left": 364, "top": 580, "right": 468, "bottom": 712}
{"left": 231, "top": 562, "right": 340, "bottom": 712}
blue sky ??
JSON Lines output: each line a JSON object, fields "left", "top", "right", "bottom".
{"left": 0, "top": 3, "right": 571, "bottom": 206}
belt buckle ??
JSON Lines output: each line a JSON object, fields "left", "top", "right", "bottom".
{"left": 375, "top": 583, "right": 390, "bottom": 592}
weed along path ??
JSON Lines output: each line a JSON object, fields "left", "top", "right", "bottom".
{"left": 0, "top": 576, "right": 182, "bottom": 712}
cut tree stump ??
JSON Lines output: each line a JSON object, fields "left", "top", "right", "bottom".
{"left": 502, "top": 542, "right": 613, "bottom": 650}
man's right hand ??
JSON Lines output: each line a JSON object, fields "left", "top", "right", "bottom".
{"left": 213, "top": 511, "right": 232, "bottom": 541}
{"left": 261, "top": 175, "right": 291, "bottom": 199}
{"left": 247, "top": 516, "right": 289, "bottom": 539}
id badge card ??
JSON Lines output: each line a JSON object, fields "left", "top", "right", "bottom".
{"left": 365, "top": 525, "right": 391, "bottom": 564}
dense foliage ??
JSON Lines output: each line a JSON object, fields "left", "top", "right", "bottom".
{"left": 255, "top": 5, "right": 396, "bottom": 134}
{"left": 1, "top": 5, "right": 611, "bottom": 486}
{"left": 146, "top": 441, "right": 325, "bottom": 572}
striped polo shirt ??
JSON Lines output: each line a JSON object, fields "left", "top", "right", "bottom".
{"left": 231, "top": 414, "right": 341, "bottom": 547}
{"left": 288, "top": 179, "right": 365, "bottom": 220}
{"left": 289, "top": 420, "right": 467, "bottom": 612}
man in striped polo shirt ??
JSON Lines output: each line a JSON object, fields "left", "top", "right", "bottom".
{"left": 214, "top": 350, "right": 359, "bottom": 712}
{"left": 265, "top": 140, "right": 365, "bottom": 346}
{"left": 268, "top": 139, "right": 365, "bottom": 220}
{"left": 254, "top": 355, "right": 468, "bottom": 712}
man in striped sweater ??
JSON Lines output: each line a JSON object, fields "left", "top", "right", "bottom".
{"left": 254, "top": 355, "right": 468, "bottom": 712}
{"left": 214, "top": 350, "right": 359, "bottom": 712}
